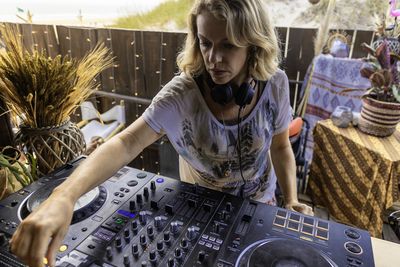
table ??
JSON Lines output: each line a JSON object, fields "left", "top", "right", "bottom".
{"left": 298, "top": 54, "right": 371, "bottom": 162}
{"left": 372, "top": 237, "right": 400, "bottom": 267}
{"left": 308, "top": 119, "right": 400, "bottom": 237}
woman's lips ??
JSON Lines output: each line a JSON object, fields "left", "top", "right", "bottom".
{"left": 210, "top": 69, "right": 227, "bottom": 77}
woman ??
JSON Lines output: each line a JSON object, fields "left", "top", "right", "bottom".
{"left": 10, "top": 0, "right": 313, "bottom": 266}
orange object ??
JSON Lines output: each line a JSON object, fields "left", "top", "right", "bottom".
{"left": 289, "top": 117, "right": 303, "bottom": 137}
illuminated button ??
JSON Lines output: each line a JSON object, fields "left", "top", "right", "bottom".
{"left": 287, "top": 221, "right": 300, "bottom": 231}
{"left": 303, "top": 217, "right": 314, "bottom": 226}
{"left": 299, "top": 236, "right": 313, "bottom": 242}
{"left": 315, "top": 229, "right": 329, "bottom": 240}
{"left": 289, "top": 213, "right": 301, "bottom": 222}
{"left": 43, "top": 258, "right": 48, "bottom": 265}
{"left": 317, "top": 220, "right": 329, "bottom": 230}
{"left": 115, "top": 218, "right": 125, "bottom": 225}
{"left": 59, "top": 245, "right": 68, "bottom": 252}
{"left": 276, "top": 209, "right": 287, "bottom": 218}
{"left": 273, "top": 217, "right": 286, "bottom": 227}
{"left": 301, "top": 224, "right": 314, "bottom": 236}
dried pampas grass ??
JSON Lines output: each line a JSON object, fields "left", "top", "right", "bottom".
{"left": 0, "top": 23, "right": 113, "bottom": 128}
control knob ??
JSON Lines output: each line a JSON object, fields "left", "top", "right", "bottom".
{"left": 124, "top": 228, "right": 130, "bottom": 241}
{"left": 214, "top": 222, "right": 221, "bottom": 234}
{"left": 139, "top": 211, "right": 147, "bottom": 225}
{"left": 132, "top": 243, "right": 139, "bottom": 257}
{"left": 167, "top": 258, "right": 175, "bottom": 267}
{"left": 164, "top": 231, "right": 171, "bottom": 245}
{"left": 156, "top": 240, "right": 164, "bottom": 254}
{"left": 180, "top": 238, "right": 189, "bottom": 251}
{"left": 115, "top": 236, "right": 122, "bottom": 251}
{"left": 186, "top": 226, "right": 197, "bottom": 240}
{"left": 123, "top": 254, "right": 130, "bottom": 266}
{"left": 143, "top": 187, "right": 149, "bottom": 199}
{"left": 147, "top": 225, "right": 154, "bottom": 239}
{"left": 154, "top": 216, "right": 163, "bottom": 230}
{"left": 150, "top": 181, "right": 156, "bottom": 191}
{"left": 106, "top": 246, "right": 113, "bottom": 260}
{"left": 198, "top": 250, "right": 206, "bottom": 263}
{"left": 170, "top": 221, "right": 179, "bottom": 234}
{"left": 131, "top": 220, "right": 138, "bottom": 235}
{"left": 226, "top": 202, "right": 233, "bottom": 212}
{"left": 140, "top": 234, "right": 147, "bottom": 247}
{"left": 174, "top": 248, "right": 183, "bottom": 262}
{"left": 149, "top": 249, "right": 157, "bottom": 264}
{"left": 137, "top": 194, "right": 143, "bottom": 205}
{"left": 129, "top": 200, "right": 136, "bottom": 211}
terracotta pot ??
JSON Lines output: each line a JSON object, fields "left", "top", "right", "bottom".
{"left": 358, "top": 97, "right": 400, "bottom": 137}
{"left": 15, "top": 119, "right": 85, "bottom": 175}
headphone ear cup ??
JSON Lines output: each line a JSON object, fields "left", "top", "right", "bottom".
{"left": 235, "top": 82, "right": 254, "bottom": 107}
{"left": 210, "top": 84, "right": 234, "bottom": 105}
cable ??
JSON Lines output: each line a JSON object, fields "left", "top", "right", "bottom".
{"left": 237, "top": 106, "right": 246, "bottom": 198}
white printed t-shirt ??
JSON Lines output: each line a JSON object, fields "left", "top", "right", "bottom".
{"left": 142, "top": 69, "right": 292, "bottom": 204}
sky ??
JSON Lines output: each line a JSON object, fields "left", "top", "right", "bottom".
{"left": 0, "top": 0, "right": 166, "bottom": 25}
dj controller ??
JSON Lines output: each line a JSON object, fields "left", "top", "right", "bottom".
{"left": 0, "top": 157, "right": 375, "bottom": 267}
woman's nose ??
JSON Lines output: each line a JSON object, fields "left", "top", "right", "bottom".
{"left": 209, "top": 47, "right": 222, "bottom": 64}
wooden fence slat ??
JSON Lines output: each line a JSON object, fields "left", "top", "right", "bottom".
{"left": 160, "top": 32, "right": 185, "bottom": 88}
{"left": 142, "top": 31, "right": 163, "bottom": 99}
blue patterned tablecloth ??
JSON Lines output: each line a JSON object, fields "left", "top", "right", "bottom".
{"left": 299, "top": 54, "right": 371, "bottom": 162}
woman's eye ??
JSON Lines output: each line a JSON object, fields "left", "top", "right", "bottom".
{"left": 200, "top": 41, "right": 211, "bottom": 48}
{"left": 223, "top": 43, "right": 234, "bottom": 49}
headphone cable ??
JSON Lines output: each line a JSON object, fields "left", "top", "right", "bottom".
{"left": 237, "top": 106, "right": 246, "bottom": 198}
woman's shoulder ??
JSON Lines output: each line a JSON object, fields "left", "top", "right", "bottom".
{"left": 269, "top": 68, "right": 288, "bottom": 85}
{"left": 152, "top": 73, "right": 197, "bottom": 103}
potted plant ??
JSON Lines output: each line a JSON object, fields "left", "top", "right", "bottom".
{"left": 359, "top": 41, "right": 400, "bottom": 137}
{"left": 0, "top": 146, "right": 37, "bottom": 200}
{"left": 0, "top": 24, "right": 113, "bottom": 174}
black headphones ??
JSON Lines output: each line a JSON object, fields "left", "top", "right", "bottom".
{"left": 207, "top": 76, "right": 255, "bottom": 107}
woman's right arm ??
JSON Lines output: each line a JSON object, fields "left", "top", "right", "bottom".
{"left": 10, "top": 116, "right": 163, "bottom": 267}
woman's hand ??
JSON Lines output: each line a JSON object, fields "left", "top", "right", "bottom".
{"left": 285, "top": 201, "right": 314, "bottom": 216}
{"left": 10, "top": 191, "right": 75, "bottom": 267}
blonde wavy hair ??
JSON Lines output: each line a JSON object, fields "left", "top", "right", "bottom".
{"left": 177, "top": 0, "right": 281, "bottom": 81}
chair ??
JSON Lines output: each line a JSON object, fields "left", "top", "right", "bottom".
{"left": 78, "top": 101, "right": 126, "bottom": 149}
{"left": 289, "top": 117, "right": 310, "bottom": 194}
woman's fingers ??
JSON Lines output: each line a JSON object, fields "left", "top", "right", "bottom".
{"left": 46, "top": 230, "right": 67, "bottom": 267}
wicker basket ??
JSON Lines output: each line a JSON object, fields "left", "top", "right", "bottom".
{"left": 16, "top": 119, "right": 85, "bottom": 175}
{"left": 358, "top": 97, "right": 400, "bottom": 137}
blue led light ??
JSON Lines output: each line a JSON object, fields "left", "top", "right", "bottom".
{"left": 117, "top": 210, "right": 136, "bottom": 218}
{"left": 156, "top": 178, "right": 164, "bottom": 183}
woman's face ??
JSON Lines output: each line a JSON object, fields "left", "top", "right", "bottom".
{"left": 196, "top": 10, "right": 248, "bottom": 86}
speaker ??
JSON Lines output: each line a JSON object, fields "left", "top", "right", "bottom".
{"left": 210, "top": 81, "right": 255, "bottom": 107}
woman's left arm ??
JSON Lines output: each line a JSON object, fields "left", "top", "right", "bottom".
{"left": 270, "top": 128, "right": 314, "bottom": 215}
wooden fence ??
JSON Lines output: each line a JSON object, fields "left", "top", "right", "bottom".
{"left": 0, "top": 22, "right": 376, "bottom": 175}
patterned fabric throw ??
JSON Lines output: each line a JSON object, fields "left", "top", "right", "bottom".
{"left": 308, "top": 119, "right": 400, "bottom": 237}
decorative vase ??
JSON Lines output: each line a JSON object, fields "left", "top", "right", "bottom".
{"left": 372, "top": 37, "right": 400, "bottom": 55}
{"left": 358, "top": 97, "right": 400, "bottom": 137}
{"left": 15, "top": 119, "right": 85, "bottom": 175}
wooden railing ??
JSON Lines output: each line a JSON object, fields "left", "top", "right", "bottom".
{"left": 0, "top": 23, "right": 375, "bottom": 174}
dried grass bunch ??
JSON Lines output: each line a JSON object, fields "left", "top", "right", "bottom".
{"left": 0, "top": 24, "right": 113, "bottom": 128}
